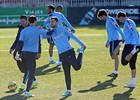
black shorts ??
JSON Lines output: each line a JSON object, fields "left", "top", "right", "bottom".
{"left": 47, "top": 37, "right": 54, "bottom": 44}
{"left": 109, "top": 40, "right": 119, "bottom": 56}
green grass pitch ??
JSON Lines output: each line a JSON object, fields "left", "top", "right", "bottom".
{"left": 0, "top": 26, "right": 140, "bottom": 100}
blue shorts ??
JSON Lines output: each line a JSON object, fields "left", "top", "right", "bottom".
{"left": 109, "top": 40, "right": 120, "bottom": 56}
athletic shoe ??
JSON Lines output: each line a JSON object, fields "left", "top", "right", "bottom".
{"left": 19, "top": 84, "right": 25, "bottom": 90}
{"left": 124, "top": 83, "right": 135, "bottom": 88}
{"left": 24, "top": 92, "right": 34, "bottom": 97}
{"left": 77, "top": 48, "right": 84, "bottom": 53}
{"left": 62, "top": 91, "right": 72, "bottom": 96}
{"left": 31, "top": 82, "right": 39, "bottom": 88}
{"left": 107, "top": 73, "right": 118, "bottom": 77}
{"left": 54, "top": 61, "right": 62, "bottom": 65}
{"left": 49, "top": 60, "right": 56, "bottom": 64}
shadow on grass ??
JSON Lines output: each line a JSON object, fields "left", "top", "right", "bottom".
{"left": 1, "top": 90, "right": 27, "bottom": 100}
{"left": 78, "top": 77, "right": 117, "bottom": 93}
{"left": 35, "top": 63, "right": 62, "bottom": 76}
{"left": 113, "top": 88, "right": 135, "bottom": 100}
{"left": 59, "top": 95, "right": 71, "bottom": 100}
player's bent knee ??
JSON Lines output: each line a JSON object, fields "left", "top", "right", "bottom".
{"left": 111, "top": 55, "right": 117, "bottom": 59}
{"left": 121, "top": 60, "right": 128, "bottom": 66}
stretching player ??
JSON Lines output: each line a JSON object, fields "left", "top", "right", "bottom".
{"left": 13, "top": 15, "right": 50, "bottom": 97}
{"left": 97, "top": 9, "right": 124, "bottom": 77}
{"left": 117, "top": 11, "right": 140, "bottom": 88}
{"left": 48, "top": 17, "right": 86, "bottom": 96}
{"left": 9, "top": 15, "right": 39, "bottom": 90}
{"left": 43, "top": 4, "right": 75, "bottom": 65}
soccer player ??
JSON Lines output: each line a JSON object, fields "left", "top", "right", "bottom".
{"left": 43, "top": 4, "right": 75, "bottom": 65}
{"left": 9, "top": 15, "right": 39, "bottom": 90}
{"left": 13, "top": 15, "right": 50, "bottom": 97}
{"left": 48, "top": 17, "right": 86, "bottom": 96}
{"left": 116, "top": 11, "right": 140, "bottom": 88}
{"left": 56, "top": 4, "right": 63, "bottom": 13}
{"left": 97, "top": 9, "right": 125, "bottom": 77}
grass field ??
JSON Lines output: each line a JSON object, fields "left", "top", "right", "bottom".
{"left": 0, "top": 26, "right": 140, "bottom": 100}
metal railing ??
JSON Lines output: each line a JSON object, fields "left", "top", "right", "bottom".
{"left": 0, "top": 0, "right": 139, "bottom": 8}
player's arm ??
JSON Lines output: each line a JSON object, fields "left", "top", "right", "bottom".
{"left": 62, "top": 14, "right": 75, "bottom": 33}
{"left": 38, "top": 28, "right": 52, "bottom": 38}
{"left": 13, "top": 31, "right": 24, "bottom": 60}
{"left": 110, "top": 18, "right": 125, "bottom": 39}
{"left": 127, "top": 21, "right": 139, "bottom": 46}
{"left": 10, "top": 29, "right": 21, "bottom": 54}
{"left": 106, "top": 39, "right": 109, "bottom": 48}
{"left": 44, "top": 17, "right": 50, "bottom": 27}
{"left": 37, "top": 36, "right": 41, "bottom": 59}
{"left": 64, "top": 28, "right": 85, "bottom": 47}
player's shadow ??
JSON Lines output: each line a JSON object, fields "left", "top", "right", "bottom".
{"left": 1, "top": 91, "right": 27, "bottom": 100}
{"left": 59, "top": 95, "right": 70, "bottom": 100}
{"left": 113, "top": 88, "right": 135, "bottom": 100}
{"left": 35, "top": 63, "right": 62, "bottom": 76}
{"left": 78, "top": 77, "right": 117, "bottom": 93}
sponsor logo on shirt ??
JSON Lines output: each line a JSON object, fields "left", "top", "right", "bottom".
{"left": 129, "top": 25, "right": 132, "bottom": 28}
{"left": 59, "top": 31, "right": 61, "bottom": 34}
{"left": 52, "top": 34, "right": 63, "bottom": 39}
{"left": 113, "top": 22, "right": 116, "bottom": 25}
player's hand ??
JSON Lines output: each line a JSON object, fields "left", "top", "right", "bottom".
{"left": 82, "top": 46, "right": 86, "bottom": 50}
{"left": 36, "top": 53, "right": 41, "bottom": 59}
{"left": 36, "top": 26, "right": 42, "bottom": 29}
{"left": 47, "top": 28, "right": 54, "bottom": 35}
{"left": 105, "top": 45, "right": 109, "bottom": 48}
{"left": 9, "top": 49, "right": 13, "bottom": 54}
{"left": 71, "top": 30, "right": 75, "bottom": 33}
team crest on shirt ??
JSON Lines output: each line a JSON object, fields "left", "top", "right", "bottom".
{"left": 59, "top": 31, "right": 61, "bottom": 34}
{"left": 129, "top": 25, "right": 132, "bottom": 28}
{"left": 113, "top": 22, "right": 116, "bottom": 25}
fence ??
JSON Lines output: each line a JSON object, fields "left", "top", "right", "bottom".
{"left": 0, "top": 0, "right": 140, "bottom": 8}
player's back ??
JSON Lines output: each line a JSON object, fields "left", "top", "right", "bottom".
{"left": 52, "top": 12, "right": 63, "bottom": 26}
{"left": 20, "top": 26, "right": 40, "bottom": 53}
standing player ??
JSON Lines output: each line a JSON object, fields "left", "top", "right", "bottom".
{"left": 48, "top": 17, "right": 86, "bottom": 96}
{"left": 43, "top": 4, "right": 75, "bottom": 65}
{"left": 97, "top": 9, "right": 125, "bottom": 77}
{"left": 9, "top": 15, "right": 39, "bottom": 90}
{"left": 13, "top": 15, "right": 50, "bottom": 97}
{"left": 116, "top": 11, "right": 139, "bottom": 88}
{"left": 56, "top": 4, "right": 63, "bottom": 13}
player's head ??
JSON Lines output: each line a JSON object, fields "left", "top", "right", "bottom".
{"left": 29, "top": 15, "right": 37, "bottom": 25}
{"left": 97, "top": 9, "right": 108, "bottom": 21}
{"left": 56, "top": 4, "right": 63, "bottom": 13}
{"left": 20, "top": 15, "right": 28, "bottom": 28}
{"left": 50, "top": 17, "right": 59, "bottom": 28}
{"left": 47, "top": 4, "right": 55, "bottom": 14}
{"left": 116, "top": 11, "right": 127, "bottom": 23}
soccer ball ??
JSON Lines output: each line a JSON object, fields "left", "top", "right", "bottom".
{"left": 8, "top": 81, "right": 17, "bottom": 91}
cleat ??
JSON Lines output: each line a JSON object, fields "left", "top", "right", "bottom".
{"left": 77, "top": 48, "right": 84, "bottom": 53}
{"left": 24, "top": 92, "right": 34, "bottom": 97}
{"left": 49, "top": 60, "right": 56, "bottom": 64}
{"left": 54, "top": 61, "right": 62, "bottom": 65}
{"left": 19, "top": 84, "right": 25, "bottom": 90}
{"left": 31, "top": 82, "right": 39, "bottom": 88}
{"left": 107, "top": 73, "right": 118, "bottom": 77}
{"left": 62, "top": 91, "right": 72, "bottom": 96}
{"left": 124, "top": 83, "right": 135, "bottom": 88}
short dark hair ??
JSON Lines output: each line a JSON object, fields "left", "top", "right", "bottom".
{"left": 47, "top": 4, "right": 55, "bottom": 11}
{"left": 56, "top": 4, "right": 63, "bottom": 11}
{"left": 97, "top": 9, "right": 108, "bottom": 18}
{"left": 116, "top": 11, "right": 127, "bottom": 18}
{"left": 20, "top": 15, "right": 28, "bottom": 20}
{"left": 50, "top": 17, "right": 59, "bottom": 22}
{"left": 29, "top": 15, "right": 37, "bottom": 23}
